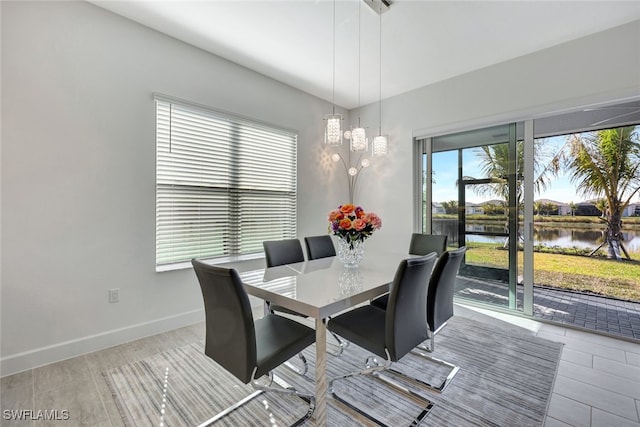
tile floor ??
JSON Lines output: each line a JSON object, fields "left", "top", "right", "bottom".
{"left": 455, "top": 276, "right": 640, "bottom": 340}
{"left": 1, "top": 303, "right": 639, "bottom": 426}
{"left": 458, "top": 304, "right": 640, "bottom": 427}
{"left": 534, "top": 286, "right": 640, "bottom": 340}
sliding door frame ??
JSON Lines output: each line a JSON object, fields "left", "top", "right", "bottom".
{"left": 523, "top": 120, "right": 534, "bottom": 316}
{"left": 414, "top": 120, "right": 535, "bottom": 317}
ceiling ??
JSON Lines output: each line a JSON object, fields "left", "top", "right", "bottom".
{"left": 91, "top": 1, "right": 640, "bottom": 110}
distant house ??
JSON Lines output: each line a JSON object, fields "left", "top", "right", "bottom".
{"left": 479, "top": 199, "right": 506, "bottom": 215}
{"left": 576, "top": 200, "right": 602, "bottom": 216}
{"left": 557, "top": 203, "right": 571, "bottom": 216}
{"left": 432, "top": 202, "right": 445, "bottom": 214}
{"left": 465, "top": 202, "right": 484, "bottom": 215}
{"left": 535, "top": 198, "right": 568, "bottom": 216}
{"left": 623, "top": 202, "right": 640, "bottom": 217}
{"left": 550, "top": 200, "right": 639, "bottom": 217}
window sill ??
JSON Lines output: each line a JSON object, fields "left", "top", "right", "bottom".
{"left": 156, "top": 253, "right": 266, "bottom": 273}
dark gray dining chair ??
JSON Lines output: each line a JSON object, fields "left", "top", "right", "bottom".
{"left": 367, "top": 233, "right": 445, "bottom": 311}
{"left": 262, "top": 238, "right": 306, "bottom": 318}
{"left": 409, "top": 233, "right": 448, "bottom": 257}
{"left": 263, "top": 239, "right": 347, "bottom": 364}
{"left": 411, "top": 246, "right": 467, "bottom": 392}
{"left": 368, "top": 232, "right": 447, "bottom": 312}
{"left": 262, "top": 238, "right": 305, "bottom": 320}
{"left": 191, "top": 259, "right": 315, "bottom": 425}
{"left": 304, "top": 235, "right": 336, "bottom": 260}
{"left": 368, "top": 233, "right": 447, "bottom": 310}
{"left": 263, "top": 238, "right": 305, "bottom": 267}
{"left": 371, "top": 246, "right": 466, "bottom": 393}
{"left": 262, "top": 239, "right": 310, "bottom": 374}
{"left": 327, "top": 253, "right": 438, "bottom": 425}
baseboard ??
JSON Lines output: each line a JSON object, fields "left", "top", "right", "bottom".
{"left": 0, "top": 309, "right": 205, "bottom": 378}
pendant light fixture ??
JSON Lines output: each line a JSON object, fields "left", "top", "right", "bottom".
{"left": 372, "top": 6, "right": 388, "bottom": 157}
{"left": 324, "top": 0, "right": 342, "bottom": 146}
{"left": 349, "top": 1, "right": 368, "bottom": 152}
{"left": 329, "top": 0, "right": 390, "bottom": 204}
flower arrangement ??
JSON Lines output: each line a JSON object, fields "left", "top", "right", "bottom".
{"left": 328, "top": 204, "right": 382, "bottom": 248}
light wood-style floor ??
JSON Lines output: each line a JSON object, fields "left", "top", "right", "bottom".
{"left": 1, "top": 304, "right": 639, "bottom": 427}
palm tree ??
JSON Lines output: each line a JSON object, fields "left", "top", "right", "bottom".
{"left": 568, "top": 201, "right": 577, "bottom": 216}
{"left": 441, "top": 200, "right": 458, "bottom": 215}
{"left": 534, "top": 200, "right": 542, "bottom": 217}
{"left": 566, "top": 126, "right": 640, "bottom": 260}
{"left": 543, "top": 202, "right": 558, "bottom": 215}
{"left": 594, "top": 198, "right": 607, "bottom": 217}
{"left": 473, "top": 139, "right": 561, "bottom": 212}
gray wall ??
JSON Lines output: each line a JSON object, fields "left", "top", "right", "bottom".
{"left": 0, "top": 1, "right": 348, "bottom": 376}
{"left": 1, "top": 0, "right": 638, "bottom": 376}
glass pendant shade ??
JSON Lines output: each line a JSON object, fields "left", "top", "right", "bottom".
{"left": 350, "top": 127, "right": 367, "bottom": 151}
{"left": 372, "top": 134, "right": 388, "bottom": 156}
{"left": 324, "top": 114, "right": 343, "bottom": 146}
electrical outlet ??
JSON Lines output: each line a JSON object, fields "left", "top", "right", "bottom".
{"left": 109, "top": 288, "right": 120, "bottom": 303}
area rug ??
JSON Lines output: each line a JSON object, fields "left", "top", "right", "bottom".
{"left": 103, "top": 316, "right": 562, "bottom": 426}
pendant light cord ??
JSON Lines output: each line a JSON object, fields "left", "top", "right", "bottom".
{"left": 332, "top": 0, "right": 336, "bottom": 115}
{"left": 357, "top": 1, "right": 361, "bottom": 127}
{"left": 378, "top": 8, "right": 382, "bottom": 135}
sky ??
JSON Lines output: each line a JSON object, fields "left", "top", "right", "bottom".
{"left": 430, "top": 134, "right": 639, "bottom": 205}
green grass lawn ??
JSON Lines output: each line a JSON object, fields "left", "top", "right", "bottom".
{"left": 464, "top": 242, "right": 640, "bottom": 301}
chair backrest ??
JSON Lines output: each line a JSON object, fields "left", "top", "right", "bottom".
{"left": 263, "top": 239, "right": 305, "bottom": 267}
{"left": 409, "top": 233, "right": 448, "bottom": 257}
{"left": 191, "top": 259, "right": 257, "bottom": 384}
{"left": 384, "top": 252, "right": 438, "bottom": 361}
{"left": 427, "top": 246, "right": 466, "bottom": 333}
{"left": 304, "top": 235, "right": 336, "bottom": 260}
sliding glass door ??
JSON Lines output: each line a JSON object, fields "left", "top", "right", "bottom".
{"left": 418, "top": 123, "right": 534, "bottom": 313}
{"left": 416, "top": 101, "right": 639, "bottom": 331}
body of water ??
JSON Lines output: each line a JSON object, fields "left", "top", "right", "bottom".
{"left": 433, "top": 219, "right": 640, "bottom": 252}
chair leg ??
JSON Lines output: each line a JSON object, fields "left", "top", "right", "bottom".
{"left": 329, "top": 349, "right": 434, "bottom": 426}
{"left": 406, "top": 329, "right": 460, "bottom": 393}
{"left": 283, "top": 352, "right": 309, "bottom": 377}
{"left": 404, "top": 349, "right": 460, "bottom": 393}
{"left": 258, "top": 373, "right": 315, "bottom": 427}
{"left": 196, "top": 369, "right": 315, "bottom": 427}
{"left": 266, "top": 301, "right": 309, "bottom": 377}
{"left": 324, "top": 317, "right": 349, "bottom": 357}
{"left": 327, "top": 330, "right": 349, "bottom": 356}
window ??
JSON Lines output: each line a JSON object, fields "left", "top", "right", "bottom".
{"left": 155, "top": 97, "right": 297, "bottom": 268}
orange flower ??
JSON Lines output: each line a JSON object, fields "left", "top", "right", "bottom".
{"left": 365, "top": 212, "right": 382, "bottom": 229}
{"left": 339, "top": 218, "right": 352, "bottom": 230}
{"left": 328, "top": 204, "right": 381, "bottom": 243}
{"left": 353, "top": 218, "right": 367, "bottom": 231}
{"left": 328, "top": 209, "right": 343, "bottom": 222}
{"left": 339, "top": 204, "right": 356, "bottom": 214}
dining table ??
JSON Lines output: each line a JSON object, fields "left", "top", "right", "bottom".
{"left": 238, "top": 250, "right": 411, "bottom": 426}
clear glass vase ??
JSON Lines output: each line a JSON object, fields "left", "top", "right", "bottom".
{"left": 336, "top": 238, "right": 365, "bottom": 268}
{"left": 338, "top": 268, "right": 364, "bottom": 297}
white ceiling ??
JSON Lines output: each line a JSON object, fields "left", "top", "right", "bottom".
{"left": 91, "top": 1, "right": 640, "bottom": 110}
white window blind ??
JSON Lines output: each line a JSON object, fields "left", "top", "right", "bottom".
{"left": 155, "top": 97, "right": 297, "bottom": 267}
